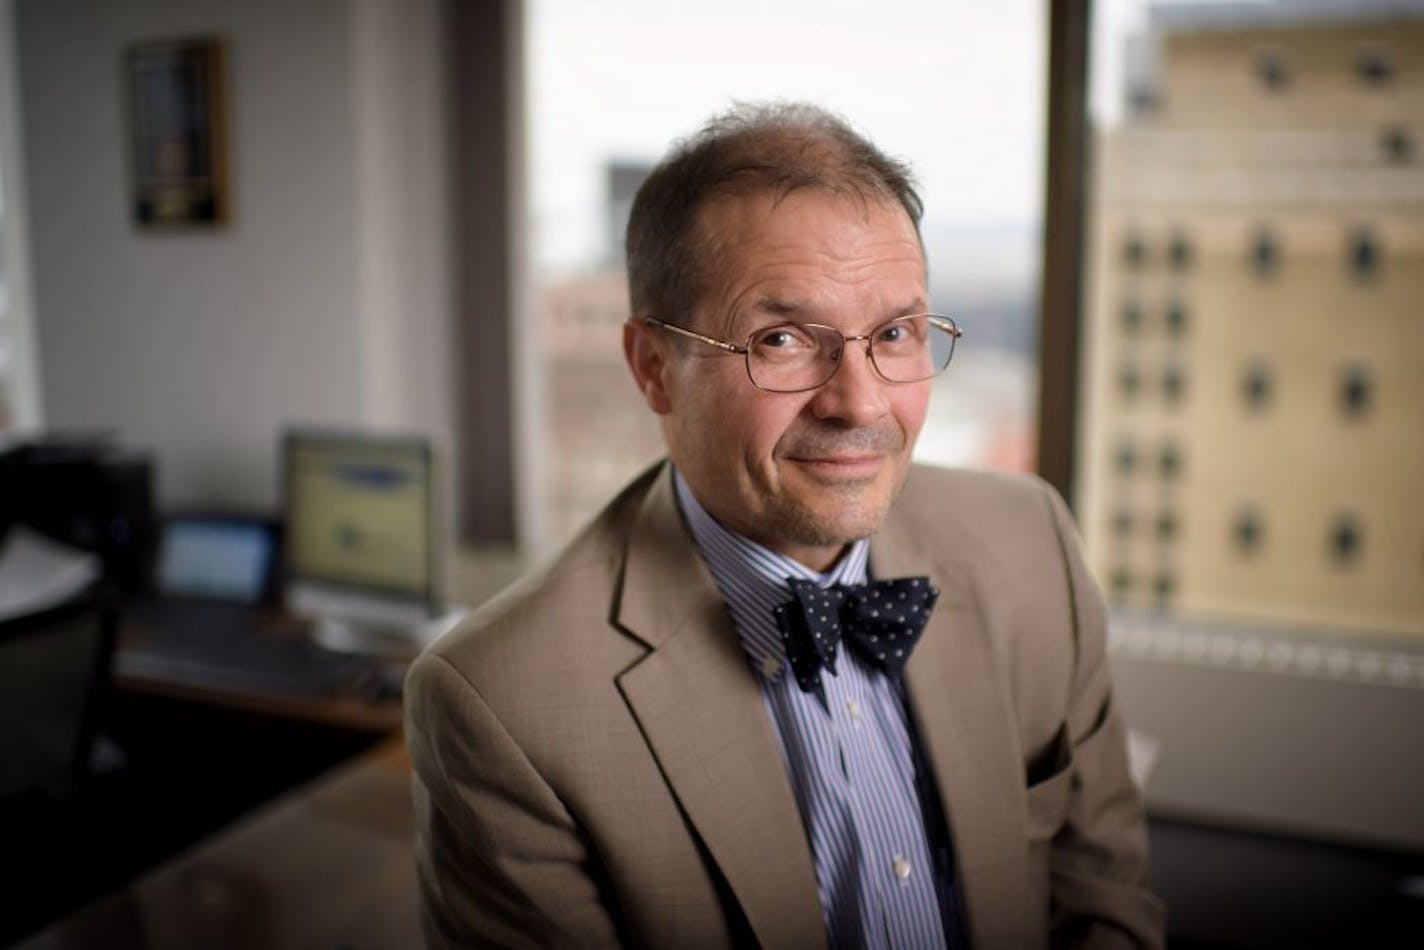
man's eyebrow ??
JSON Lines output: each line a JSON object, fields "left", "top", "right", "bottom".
{"left": 750, "top": 296, "right": 931, "bottom": 320}
{"left": 754, "top": 296, "right": 802, "bottom": 316}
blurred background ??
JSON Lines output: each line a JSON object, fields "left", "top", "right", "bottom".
{"left": 0, "top": 0, "right": 1421, "bottom": 947}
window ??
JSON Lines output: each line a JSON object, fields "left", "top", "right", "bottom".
{"left": 1348, "top": 227, "right": 1380, "bottom": 281}
{"left": 1251, "top": 226, "right": 1280, "bottom": 278}
{"left": 1381, "top": 126, "right": 1414, "bottom": 164}
{"left": 1339, "top": 364, "right": 1373, "bottom": 419}
{"left": 529, "top": 0, "right": 1046, "bottom": 546}
{"left": 1081, "top": 2, "right": 1422, "bottom": 641}
{"left": 1329, "top": 513, "right": 1364, "bottom": 567}
{"left": 1165, "top": 299, "right": 1189, "bottom": 338}
{"left": 1080, "top": 1, "right": 1424, "bottom": 853}
{"left": 1167, "top": 230, "right": 1193, "bottom": 271}
{"left": 1254, "top": 49, "right": 1290, "bottom": 91}
{"left": 1354, "top": 48, "right": 1393, "bottom": 86}
{"left": 1122, "top": 230, "right": 1148, "bottom": 269}
{"left": 1233, "top": 507, "right": 1264, "bottom": 556}
{"left": 1242, "top": 360, "right": 1272, "bottom": 410}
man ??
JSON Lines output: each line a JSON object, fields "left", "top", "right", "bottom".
{"left": 406, "top": 103, "right": 1164, "bottom": 948}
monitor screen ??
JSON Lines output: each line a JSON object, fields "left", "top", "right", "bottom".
{"left": 282, "top": 430, "right": 435, "bottom": 604}
{"left": 158, "top": 517, "right": 274, "bottom": 603}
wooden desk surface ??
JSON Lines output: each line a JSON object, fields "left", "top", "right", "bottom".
{"left": 19, "top": 740, "right": 420, "bottom": 950}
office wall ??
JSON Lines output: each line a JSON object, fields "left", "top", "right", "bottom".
{"left": 14, "top": 0, "right": 452, "bottom": 512}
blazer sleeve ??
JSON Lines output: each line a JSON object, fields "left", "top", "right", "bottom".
{"left": 1041, "top": 481, "right": 1167, "bottom": 949}
{"left": 404, "top": 651, "right": 624, "bottom": 949}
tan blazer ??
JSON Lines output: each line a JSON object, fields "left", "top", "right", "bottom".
{"left": 405, "top": 463, "right": 1165, "bottom": 948}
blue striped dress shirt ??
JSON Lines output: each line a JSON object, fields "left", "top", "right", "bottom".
{"left": 673, "top": 471, "right": 951, "bottom": 949}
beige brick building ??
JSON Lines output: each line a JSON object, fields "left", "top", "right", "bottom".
{"left": 1079, "top": 1, "right": 1424, "bottom": 638}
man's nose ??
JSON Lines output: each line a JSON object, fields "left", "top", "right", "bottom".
{"left": 806, "top": 339, "right": 890, "bottom": 426}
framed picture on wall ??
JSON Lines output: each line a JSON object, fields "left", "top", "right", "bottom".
{"left": 125, "top": 37, "right": 231, "bottom": 228}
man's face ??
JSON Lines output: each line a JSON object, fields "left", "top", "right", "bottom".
{"left": 626, "top": 189, "right": 931, "bottom": 570}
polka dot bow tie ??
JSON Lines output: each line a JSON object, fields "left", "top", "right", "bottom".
{"left": 772, "top": 576, "right": 940, "bottom": 694}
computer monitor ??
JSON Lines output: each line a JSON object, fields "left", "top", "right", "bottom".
{"left": 281, "top": 428, "right": 438, "bottom": 656}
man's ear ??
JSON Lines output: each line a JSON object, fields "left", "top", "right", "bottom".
{"left": 624, "top": 317, "right": 674, "bottom": 415}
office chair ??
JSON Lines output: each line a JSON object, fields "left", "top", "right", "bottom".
{"left": 0, "top": 587, "right": 119, "bottom": 942}
{"left": 0, "top": 587, "right": 118, "bottom": 801}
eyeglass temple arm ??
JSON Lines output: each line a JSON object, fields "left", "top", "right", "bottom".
{"left": 928, "top": 315, "right": 963, "bottom": 339}
{"left": 642, "top": 317, "right": 747, "bottom": 354}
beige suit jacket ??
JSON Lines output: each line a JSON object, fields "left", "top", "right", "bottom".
{"left": 405, "top": 463, "right": 1165, "bottom": 948}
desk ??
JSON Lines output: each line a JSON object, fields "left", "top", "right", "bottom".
{"left": 115, "top": 600, "right": 404, "bottom": 734}
{"left": 17, "top": 739, "right": 420, "bottom": 950}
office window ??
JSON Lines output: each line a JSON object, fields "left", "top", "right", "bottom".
{"left": 528, "top": 0, "right": 1045, "bottom": 546}
{"left": 1080, "top": 2, "right": 1424, "bottom": 641}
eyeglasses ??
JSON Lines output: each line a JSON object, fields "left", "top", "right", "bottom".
{"left": 643, "top": 313, "right": 962, "bottom": 394}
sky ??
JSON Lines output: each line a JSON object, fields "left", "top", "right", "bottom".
{"left": 526, "top": 0, "right": 1051, "bottom": 276}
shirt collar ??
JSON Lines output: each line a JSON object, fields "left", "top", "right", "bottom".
{"left": 672, "top": 467, "right": 869, "bottom": 683}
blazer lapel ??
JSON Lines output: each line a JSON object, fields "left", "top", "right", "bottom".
{"left": 614, "top": 468, "right": 827, "bottom": 950}
{"left": 872, "top": 504, "right": 1036, "bottom": 949}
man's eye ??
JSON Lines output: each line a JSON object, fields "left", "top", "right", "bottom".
{"left": 877, "top": 324, "right": 906, "bottom": 343}
{"left": 754, "top": 327, "right": 814, "bottom": 349}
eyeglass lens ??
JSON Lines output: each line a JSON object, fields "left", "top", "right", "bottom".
{"left": 746, "top": 315, "right": 956, "bottom": 392}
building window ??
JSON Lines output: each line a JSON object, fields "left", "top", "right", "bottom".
{"left": 1165, "top": 299, "right": 1189, "bottom": 338}
{"left": 1121, "top": 299, "right": 1144, "bottom": 334}
{"left": 1234, "top": 507, "right": 1263, "bottom": 556}
{"left": 1162, "top": 363, "right": 1186, "bottom": 405}
{"left": 1329, "top": 513, "right": 1364, "bottom": 567}
{"left": 1127, "top": 85, "right": 1160, "bottom": 117}
{"left": 1243, "top": 361, "right": 1272, "bottom": 410}
{"left": 1158, "top": 443, "right": 1182, "bottom": 480}
{"left": 1381, "top": 126, "right": 1415, "bottom": 164}
{"left": 1340, "top": 364, "right": 1373, "bottom": 419}
{"left": 1254, "top": 49, "right": 1290, "bottom": 91}
{"left": 1112, "top": 507, "right": 1134, "bottom": 537}
{"left": 1153, "top": 571, "right": 1176, "bottom": 602}
{"left": 1251, "top": 227, "right": 1280, "bottom": 278}
{"left": 1348, "top": 227, "right": 1380, "bottom": 281}
{"left": 1123, "top": 231, "right": 1148, "bottom": 269}
{"left": 1168, "top": 230, "right": 1193, "bottom": 271}
{"left": 1355, "top": 48, "right": 1393, "bottom": 85}
{"left": 1119, "top": 362, "right": 1141, "bottom": 400}
{"left": 1156, "top": 510, "right": 1179, "bottom": 541}
{"left": 1110, "top": 567, "right": 1132, "bottom": 594}
{"left": 1115, "top": 440, "right": 1137, "bottom": 475}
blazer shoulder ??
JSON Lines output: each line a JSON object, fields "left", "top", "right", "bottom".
{"left": 898, "top": 464, "right": 1071, "bottom": 547}
{"left": 413, "top": 465, "right": 661, "bottom": 704}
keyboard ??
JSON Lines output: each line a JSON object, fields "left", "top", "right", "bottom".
{"left": 118, "top": 599, "right": 375, "bottom": 698}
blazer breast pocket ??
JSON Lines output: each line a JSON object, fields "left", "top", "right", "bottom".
{"left": 1024, "top": 722, "right": 1075, "bottom": 841}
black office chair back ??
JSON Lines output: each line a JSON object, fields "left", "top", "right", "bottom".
{"left": 0, "top": 590, "right": 117, "bottom": 800}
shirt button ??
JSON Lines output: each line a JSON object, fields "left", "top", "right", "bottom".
{"left": 846, "top": 699, "right": 862, "bottom": 720}
{"left": 892, "top": 856, "right": 912, "bottom": 881}
{"left": 760, "top": 656, "right": 782, "bottom": 678}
